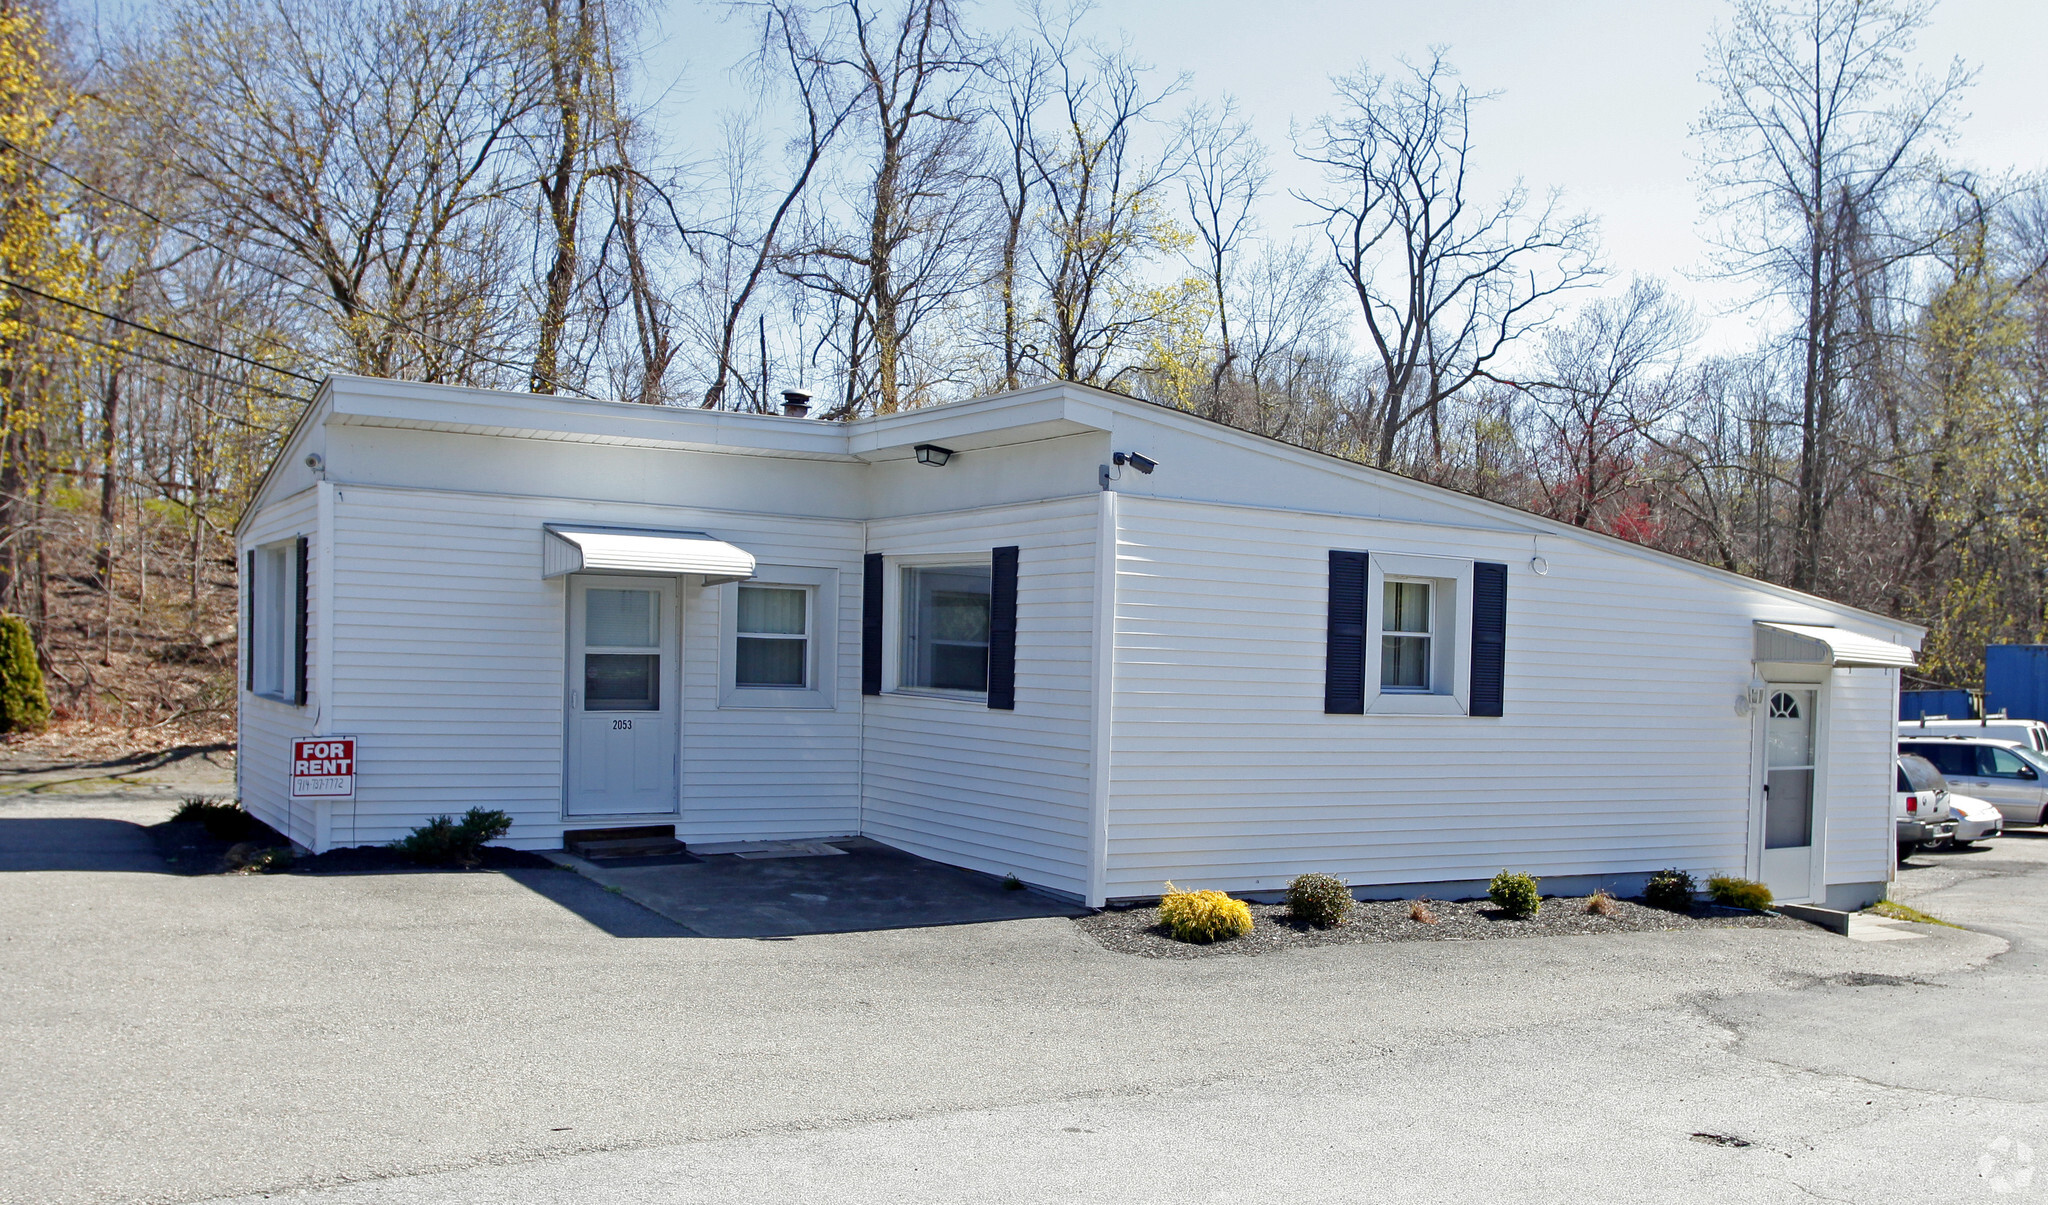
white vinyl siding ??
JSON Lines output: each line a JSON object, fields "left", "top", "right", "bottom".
{"left": 236, "top": 490, "right": 319, "bottom": 849}
{"left": 863, "top": 497, "right": 1097, "bottom": 898}
{"left": 1103, "top": 493, "right": 1896, "bottom": 900}
{"left": 316, "top": 482, "right": 864, "bottom": 851}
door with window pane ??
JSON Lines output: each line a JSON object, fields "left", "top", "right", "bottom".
{"left": 1759, "top": 687, "right": 1818, "bottom": 902}
{"left": 565, "top": 575, "right": 678, "bottom": 817}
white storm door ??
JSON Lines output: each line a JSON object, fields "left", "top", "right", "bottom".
{"left": 565, "top": 576, "right": 679, "bottom": 818}
{"left": 1760, "top": 687, "right": 1818, "bottom": 901}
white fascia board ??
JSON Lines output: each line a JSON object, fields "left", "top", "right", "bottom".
{"left": 235, "top": 381, "right": 333, "bottom": 538}
{"left": 845, "top": 385, "right": 1114, "bottom": 459}
{"left": 322, "top": 375, "right": 859, "bottom": 461}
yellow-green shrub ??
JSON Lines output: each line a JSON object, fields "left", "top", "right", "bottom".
{"left": 1707, "top": 875, "right": 1773, "bottom": 911}
{"left": 1158, "top": 882, "right": 1253, "bottom": 943}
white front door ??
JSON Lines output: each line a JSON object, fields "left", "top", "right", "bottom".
{"left": 1759, "top": 686, "right": 1818, "bottom": 901}
{"left": 565, "top": 575, "right": 678, "bottom": 818}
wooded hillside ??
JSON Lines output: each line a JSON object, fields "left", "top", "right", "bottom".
{"left": 1, "top": 0, "right": 2043, "bottom": 751}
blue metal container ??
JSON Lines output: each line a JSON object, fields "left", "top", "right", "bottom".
{"left": 1900, "top": 688, "right": 1975, "bottom": 721}
{"left": 1985, "top": 645, "right": 2048, "bottom": 721}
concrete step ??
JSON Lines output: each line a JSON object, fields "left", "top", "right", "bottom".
{"left": 563, "top": 826, "right": 685, "bottom": 861}
{"left": 1776, "top": 903, "right": 1852, "bottom": 934}
{"left": 571, "top": 837, "right": 689, "bottom": 860}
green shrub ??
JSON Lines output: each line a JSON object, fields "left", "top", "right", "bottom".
{"left": 1644, "top": 868, "right": 1696, "bottom": 912}
{"left": 1001, "top": 873, "right": 1025, "bottom": 891}
{"left": 171, "top": 796, "right": 258, "bottom": 840}
{"left": 1488, "top": 869, "right": 1541, "bottom": 918}
{"left": 1707, "top": 875, "right": 1773, "bottom": 912}
{"left": 0, "top": 614, "right": 49, "bottom": 732}
{"left": 1284, "top": 872, "right": 1353, "bottom": 928}
{"left": 395, "top": 808, "right": 513, "bottom": 866}
{"left": 1158, "top": 882, "right": 1254, "bottom": 943}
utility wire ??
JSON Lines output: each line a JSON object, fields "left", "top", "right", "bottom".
{"left": 13, "top": 316, "right": 308, "bottom": 422}
{"left": 0, "top": 135, "right": 599, "bottom": 400}
{"left": 0, "top": 275, "right": 321, "bottom": 384}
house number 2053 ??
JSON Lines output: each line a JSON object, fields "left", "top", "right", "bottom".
{"left": 612, "top": 719, "right": 633, "bottom": 730}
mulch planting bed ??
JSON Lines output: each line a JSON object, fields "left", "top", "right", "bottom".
{"left": 1075, "top": 894, "right": 1806, "bottom": 959}
{"left": 151, "top": 819, "right": 555, "bottom": 876}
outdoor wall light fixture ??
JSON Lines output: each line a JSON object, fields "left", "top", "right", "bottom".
{"left": 914, "top": 443, "right": 955, "bottom": 467}
{"left": 1112, "top": 451, "right": 1158, "bottom": 474}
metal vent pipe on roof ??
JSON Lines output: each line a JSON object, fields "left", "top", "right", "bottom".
{"left": 780, "top": 389, "right": 813, "bottom": 418}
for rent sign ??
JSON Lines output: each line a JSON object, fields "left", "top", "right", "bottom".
{"left": 291, "top": 737, "right": 357, "bottom": 799}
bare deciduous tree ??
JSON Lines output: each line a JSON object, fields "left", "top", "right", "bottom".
{"left": 1697, "top": 0, "right": 1969, "bottom": 589}
{"left": 1298, "top": 52, "right": 1600, "bottom": 468}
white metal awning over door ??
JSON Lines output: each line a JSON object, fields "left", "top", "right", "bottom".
{"left": 542, "top": 525, "right": 757, "bottom": 585}
{"left": 1754, "top": 621, "right": 1917, "bottom": 669}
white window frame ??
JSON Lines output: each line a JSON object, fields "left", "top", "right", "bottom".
{"left": 1364, "top": 552, "right": 1471, "bottom": 716}
{"left": 248, "top": 539, "right": 296, "bottom": 702}
{"left": 883, "top": 552, "right": 994, "bottom": 704}
{"left": 716, "top": 565, "right": 836, "bottom": 710}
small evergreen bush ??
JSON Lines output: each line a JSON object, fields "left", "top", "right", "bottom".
{"left": 1488, "top": 869, "right": 1541, "bottom": 918}
{"left": 1158, "top": 882, "right": 1254, "bottom": 943}
{"left": 0, "top": 614, "right": 49, "bottom": 732}
{"left": 1644, "top": 868, "right": 1696, "bottom": 912}
{"left": 395, "top": 808, "right": 513, "bottom": 866}
{"left": 172, "top": 797, "right": 258, "bottom": 840}
{"left": 1707, "top": 875, "right": 1773, "bottom": 912}
{"left": 1284, "top": 872, "right": 1353, "bottom": 928}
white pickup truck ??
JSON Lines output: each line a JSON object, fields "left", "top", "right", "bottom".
{"left": 1895, "top": 753, "right": 1956, "bottom": 858}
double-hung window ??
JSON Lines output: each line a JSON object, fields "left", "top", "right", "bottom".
{"left": 247, "top": 540, "right": 298, "bottom": 702}
{"left": 1363, "top": 553, "right": 1472, "bottom": 716}
{"left": 736, "top": 585, "right": 809, "bottom": 688}
{"left": 1380, "top": 579, "right": 1433, "bottom": 691}
{"left": 901, "top": 565, "right": 992, "bottom": 694}
{"left": 718, "top": 566, "right": 836, "bottom": 709}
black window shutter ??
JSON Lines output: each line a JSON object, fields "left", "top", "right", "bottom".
{"left": 861, "top": 552, "right": 883, "bottom": 696}
{"left": 987, "top": 546, "right": 1019, "bottom": 710}
{"left": 1470, "top": 561, "right": 1507, "bottom": 717}
{"left": 1325, "top": 550, "right": 1368, "bottom": 714}
{"left": 244, "top": 549, "right": 257, "bottom": 693}
{"left": 293, "top": 536, "right": 310, "bottom": 706}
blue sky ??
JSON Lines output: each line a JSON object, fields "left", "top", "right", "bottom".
{"left": 641, "top": 0, "right": 2045, "bottom": 351}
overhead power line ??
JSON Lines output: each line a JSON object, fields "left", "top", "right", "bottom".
{"left": 0, "top": 135, "right": 599, "bottom": 400}
{"left": 0, "top": 275, "right": 321, "bottom": 383}
{"left": 13, "top": 315, "right": 309, "bottom": 421}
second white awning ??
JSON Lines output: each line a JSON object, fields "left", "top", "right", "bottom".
{"left": 1755, "top": 621, "right": 1917, "bottom": 669}
{"left": 542, "top": 525, "right": 756, "bottom": 584}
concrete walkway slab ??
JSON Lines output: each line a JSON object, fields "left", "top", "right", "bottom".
{"left": 546, "top": 837, "right": 1086, "bottom": 937}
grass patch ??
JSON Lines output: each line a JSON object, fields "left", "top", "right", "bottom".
{"left": 1871, "top": 900, "right": 1962, "bottom": 929}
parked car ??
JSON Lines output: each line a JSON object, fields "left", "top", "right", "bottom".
{"left": 1946, "top": 792, "right": 2005, "bottom": 846}
{"left": 1895, "top": 753, "right": 1955, "bottom": 858}
{"left": 1897, "top": 716, "right": 2048, "bottom": 754}
{"left": 1896, "top": 735, "right": 2048, "bottom": 826}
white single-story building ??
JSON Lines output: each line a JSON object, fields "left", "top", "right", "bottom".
{"left": 235, "top": 375, "right": 1922, "bottom": 909}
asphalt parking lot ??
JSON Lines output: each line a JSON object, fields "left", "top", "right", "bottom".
{"left": 3, "top": 756, "right": 2044, "bottom": 1204}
